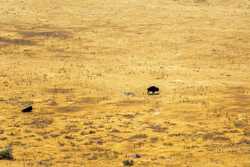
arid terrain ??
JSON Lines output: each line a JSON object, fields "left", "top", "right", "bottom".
{"left": 0, "top": 0, "right": 250, "bottom": 166}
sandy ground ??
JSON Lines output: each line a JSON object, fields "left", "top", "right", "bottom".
{"left": 0, "top": 0, "right": 250, "bottom": 166}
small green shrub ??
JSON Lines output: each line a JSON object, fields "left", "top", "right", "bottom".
{"left": 0, "top": 145, "right": 13, "bottom": 160}
{"left": 123, "top": 159, "right": 134, "bottom": 166}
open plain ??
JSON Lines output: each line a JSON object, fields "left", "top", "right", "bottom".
{"left": 0, "top": 0, "right": 250, "bottom": 166}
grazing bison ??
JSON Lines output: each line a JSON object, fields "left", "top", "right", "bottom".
{"left": 147, "top": 86, "right": 159, "bottom": 95}
{"left": 22, "top": 105, "right": 33, "bottom": 113}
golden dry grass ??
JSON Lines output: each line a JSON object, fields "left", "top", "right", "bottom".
{"left": 0, "top": 0, "right": 250, "bottom": 166}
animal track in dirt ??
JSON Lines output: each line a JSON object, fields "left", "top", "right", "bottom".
{"left": 47, "top": 88, "right": 74, "bottom": 94}
{"left": 77, "top": 96, "right": 109, "bottom": 104}
{"left": 0, "top": 37, "right": 35, "bottom": 46}
{"left": 19, "top": 31, "right": 72, "bottom": 39}
{"left": 55, "top": 105, "right": 83, "bottom": 113}
{"left": 109, "top": 99, "right": 146, "bottom": 107}
{"left": 202, "top": 132, "right": 231, "bottom": 142}
{"left": 128, "top": 134, "right": 148, "bottom": 142}
{"left": 147, "top": 124, "right": 168, "bottom": 133}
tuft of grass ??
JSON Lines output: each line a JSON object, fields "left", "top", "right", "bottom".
{"left": 0, "top": 145, "right": 13, "bottom": 160}
{"left": 123, "top": 159, "right": 134, "bottom": 166}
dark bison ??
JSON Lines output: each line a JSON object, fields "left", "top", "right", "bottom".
{"left": 147, "top": 86, "right": 159, "bottom": 95}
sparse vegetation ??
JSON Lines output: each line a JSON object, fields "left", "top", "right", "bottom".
{"left": 0, "top": 0, "right": 249, "bottom": 166}
{"left": 123, "top": 159, "right": 134, "bottom": 166}
{"left": 0, "top": 145, "right": 13, "bottom": 160}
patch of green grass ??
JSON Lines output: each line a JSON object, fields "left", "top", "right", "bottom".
{"left": 0, "top": 145, "right": 13, "bottom": 160}
{"left": 123, "top": 159, "right": 134, "bottom": 166}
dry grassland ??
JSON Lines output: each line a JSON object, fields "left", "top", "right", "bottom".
{"left": 0, "top": 0, "right": 250, "bottom": 166}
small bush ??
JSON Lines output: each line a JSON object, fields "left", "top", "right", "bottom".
{"left": 123, "top": 159, "right": 134, "bottom": 166}
{"left": 0, "top": 145, "right": 13, "bottom": 160}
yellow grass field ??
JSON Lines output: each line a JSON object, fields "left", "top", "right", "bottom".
{"left": 0, "top": 0, "right": 250, "bottom": 166}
